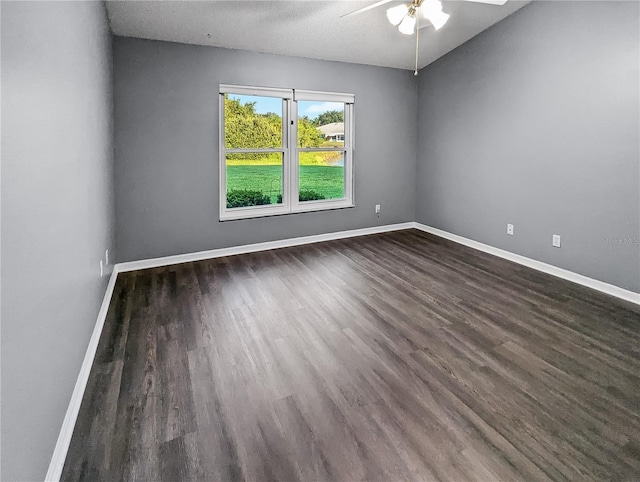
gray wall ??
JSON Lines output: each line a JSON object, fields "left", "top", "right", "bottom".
{"left": 113, "top": 38, "right": 417, "bottom": 262}
{"left": 416, "top": 1, "right": 640, "bottom": 293}
{"left": 1, "top": 2, "right": 114, "bottom": 480}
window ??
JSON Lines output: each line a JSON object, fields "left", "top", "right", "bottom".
{"left": 220, "top": 85, "right": 354, "bottom": 220}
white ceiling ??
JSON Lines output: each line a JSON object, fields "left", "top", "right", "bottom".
{"left": 106, "top": 0, "right": 531, "bottom": 71}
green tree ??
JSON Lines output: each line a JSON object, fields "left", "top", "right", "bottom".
{"left": 298, "top": 115, "right": 324, "bottom": 147}
{"left": 312, "top": 110, "right": 344, "bottom": 127}
{"left": 224, "top": 96, "right": 281, "bottom": 149}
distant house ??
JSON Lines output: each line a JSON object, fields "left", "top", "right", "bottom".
{"left": 317, "top": 122, "right": 344, "bottom": 142}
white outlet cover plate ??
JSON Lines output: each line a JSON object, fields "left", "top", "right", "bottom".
{"left": 553, "top": 235, "right": 561, "bottom": 247}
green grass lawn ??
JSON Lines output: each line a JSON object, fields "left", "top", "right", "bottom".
{"left": 226, "top": 165, "right": 344, "bottom": 203}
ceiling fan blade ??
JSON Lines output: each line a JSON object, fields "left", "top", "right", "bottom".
{"left": 340, "top": 0, "right": 396, "bottom": 18}
{"left": 463, "top": 0, "right": 509, "bottom": 5}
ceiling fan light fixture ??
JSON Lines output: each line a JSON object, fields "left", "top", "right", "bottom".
{"left": 421, "top": 0, "right": 449, "bottom": 30}
{"left": 398, "top": 13, "right": 416, "bottom": 35}
{"left": 425, "top": 8, "right": 449, "bottom": 30}
{"left": 386, "top": 3, "right": 409, "bottom": 26}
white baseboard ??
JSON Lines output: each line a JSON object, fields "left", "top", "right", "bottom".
{"left": 45, "top": 269, "right": 120, "bottom": 482}
{"left": 413, "top": 223, "right": 640, "bottom": 306}
{"left": 115, "top": 222, "right": 415, "bottom": 273}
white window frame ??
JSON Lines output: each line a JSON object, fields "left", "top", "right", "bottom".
{"left": 219, "top": 84, "right": 354, "bottom": 221}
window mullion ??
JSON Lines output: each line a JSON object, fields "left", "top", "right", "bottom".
{"left": 289, "top": 99, "right": 298, "bottom": 211}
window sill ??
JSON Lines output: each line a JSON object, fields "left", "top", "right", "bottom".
{"left": 220, "top": 202, "right": 355, "bottom": 222}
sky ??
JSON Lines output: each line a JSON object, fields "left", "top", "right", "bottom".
{"left": 233, "top": 95, "right": 342, "bottom": 119}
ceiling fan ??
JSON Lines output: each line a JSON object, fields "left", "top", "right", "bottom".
{"left": 341, "top": 0, "right": 508, "bottom": 75}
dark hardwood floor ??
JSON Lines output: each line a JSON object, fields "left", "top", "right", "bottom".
{"left": 62, "top": 229, "right": 640, "bottom": 481}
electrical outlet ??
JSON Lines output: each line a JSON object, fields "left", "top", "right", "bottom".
{"left": 507, "top": 223, "right": 514, "bottom": 236}
{"left": 375, "top": 204, "right": 381, "bottom": 214}
{"left": 553, "top": 234, "right": 561, "bottom": 248}
{"left": 105, "top": 249, "right": 109, "bottom": 265}
{"left": 100, "top": 259, "right": 104, "bottom": 277}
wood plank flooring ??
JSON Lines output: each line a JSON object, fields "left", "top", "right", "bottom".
{"left": 62, "top": 229, "right": 640, "bottom": 481}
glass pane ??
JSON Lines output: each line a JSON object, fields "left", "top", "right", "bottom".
{"left": 224, "top": 94, "right": 283, "bottom": 148}
{"left": 298, "top": 152, "right": 345, "bottom": 201}
{"left": 226, "top": 153, "right": 283, "bottom": 208}
{"left": 298, "top": 100, "right": 345, "bottom": 148}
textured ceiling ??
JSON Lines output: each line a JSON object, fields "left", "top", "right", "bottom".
{"left": 106, "top": 0, "right": 531, "bottom": 71}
